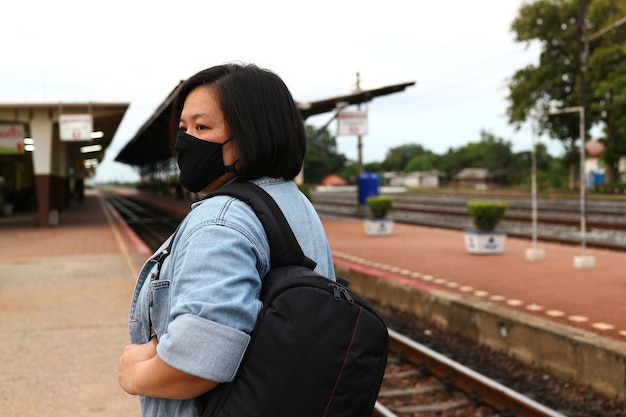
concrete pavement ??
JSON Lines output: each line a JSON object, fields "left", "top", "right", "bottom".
{"left": 0, "top": 190, "right": 147, "bottom": 417}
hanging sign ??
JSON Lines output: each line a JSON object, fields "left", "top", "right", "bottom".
{"left": 0, "top": 124, "right": 25, "bottom": 154}
{"left": 59, "top": 114, "right": 93, "bottom": 141}
{"left": 338, "top": 110, "right": 368, "bottom": 136}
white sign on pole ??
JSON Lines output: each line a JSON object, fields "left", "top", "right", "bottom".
{"left": 0, "top": 124, "right": 25, "bottom": 154}
{"left": 59, "top": 114, "right": 93, "bottom": 141}
{"left": 338, "top": 110, "right": 368, "bottom": 136}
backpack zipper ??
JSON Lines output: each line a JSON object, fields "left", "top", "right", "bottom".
{"left": 329, "top": 283, "right": 355, "bottom": 304}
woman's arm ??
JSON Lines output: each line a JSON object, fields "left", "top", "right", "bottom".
{"left": 118, "top": 336, "right": 218, "bottom": 399}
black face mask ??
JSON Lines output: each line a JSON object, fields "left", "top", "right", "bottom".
{"left": 174, "top": 130, "right": 236, "bottom": 193}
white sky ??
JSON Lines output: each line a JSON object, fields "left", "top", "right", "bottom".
{"left": 2, "top": 0, "right": 547, "bottom": 183}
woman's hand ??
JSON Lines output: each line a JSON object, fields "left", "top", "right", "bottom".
{"left": 118, "top": 336, "right": 218, "bottom": 399}
{"left": 118, "top": 336, "right": 158, "bottom": 395}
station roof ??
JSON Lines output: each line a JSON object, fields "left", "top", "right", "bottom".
{"left": 0, "top": 102, "right": 129, "bottom": 165}
{"left": 115, "top": 81, "right": 415, "bottom": 166}
{"left": 297, "top": 81, "right": 416, "bottom": 119}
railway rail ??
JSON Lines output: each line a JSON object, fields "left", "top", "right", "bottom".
{"left": 101, "top": 190, "right": 179, "bottom": 250}
{"left": 102, "top": 189, "right": 574, "bottom": 416}
{"left": 104, "top": 188, "right": 626, "bottom": 252}
{"left": 374, "top": 329, "right": 567, "bottom": 417}
{"left": 311, "top": 191, "right": 626, "bottom": 251}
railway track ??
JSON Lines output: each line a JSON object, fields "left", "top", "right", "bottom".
{"left": 102, "top": 189, "right": 574, "bottom": 416}
{"left": 374, "top": 329, "right": 567, "bottom": 417}
{"left": 311, "top": 191, "right": 626, "bottom": 251}
{"left": 101, "top": 190, "right": 179, "bottom": 250}
{"left": 102, "top": 187, "right": 626, "bottom": 251}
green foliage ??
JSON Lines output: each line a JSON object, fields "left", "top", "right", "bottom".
{"left": 302, "top": 118, "right": 565, "bottom": 189}
{"left": 338, "top": 162, "right": 359, "bottom": 185}
{"left": 466, "top": 200, "right": 509, "bottom": 231}
{"left": 303, "top": 125, "right": 347, "bottom": 184}
{"left": 404, "top": 152, "right": 439, "bottom": 172}
{"left": 366, "top": 196, "right": 393, "bottom": 218}
{"left": 507, "top": 0, "right": 626, "bottom": 186}
{"left": 507, "top": 0, "right": 583, "bottom": 190}
{"left": 364, "top": 162, "right": 384, "bottom": 173}
{"left": 303, "top": 127, "right": 565, "bottom": 189}
{"left": 508, "top": 141, "right": 567, "bottom": 188}
{"left": 438, "top": 131, "right": 520, "bottom": 185}
{"left": 508, "top": 1, "right": 580, "bottom": 130}
{"left": 586, "top": 0, "right": 626, "bottom": 182}
{"left": 533, "top": 167, "right": 569, "bottom": 190}
{"left": 383, "top": 144, "right": 427, "bottom": 171}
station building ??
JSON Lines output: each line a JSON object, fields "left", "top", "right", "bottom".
{"left": 0, "top": 103, "right": 128, "bottom": 227}
{"left": 0, "top": 79, "right": 413, "bottom": 227}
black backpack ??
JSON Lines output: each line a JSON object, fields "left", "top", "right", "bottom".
{"left": 175, "top": 181, "right": 388, "bottom": 416}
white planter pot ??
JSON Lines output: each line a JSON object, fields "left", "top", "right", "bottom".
{"left": 364, "top": 218, "right": 394, "bottom": 236}
{"left": 463, "top": 229, "right": 507, "bottom": 254}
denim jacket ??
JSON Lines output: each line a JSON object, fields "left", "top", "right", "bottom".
{"left": 128, "top": 178, "right": 335, "bottom": 417}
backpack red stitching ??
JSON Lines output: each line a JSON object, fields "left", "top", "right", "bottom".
{"left": 322, "top": 305, "right": 363, "bottom": 417}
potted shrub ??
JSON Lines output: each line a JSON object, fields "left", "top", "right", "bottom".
{"left": 364, "top": 195, "right": 394, "bottom": 236}
{"left": 463, "top": 200, "right": 508, "bottom": 254}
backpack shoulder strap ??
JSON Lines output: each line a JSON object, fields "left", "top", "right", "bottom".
{"left": 208, "top": 181, "right": 317, "bottom": 271}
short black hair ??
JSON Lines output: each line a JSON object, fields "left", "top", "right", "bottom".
{"left": 169, "top": 63, "right": 306, "bottom": 180}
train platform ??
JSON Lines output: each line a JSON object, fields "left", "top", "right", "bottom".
{"left": 1, "top": 187, "right": 626, "bottom": 413}
{"left": 123, "top": 187, "right": 626, "bottom": 341}
{"left": 0, "top": 189, "right": 147, "bottom": 417}
{"left": 106, "top": 187, "right": 626, "bottom": 400}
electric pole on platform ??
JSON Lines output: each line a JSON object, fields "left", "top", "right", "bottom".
{"left": 355, "top": 72, "right": 363, "bottom": 174}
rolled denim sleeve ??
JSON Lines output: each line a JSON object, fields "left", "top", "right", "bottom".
{"left": 157, "top": 313, "right": 250, "bottom": 382}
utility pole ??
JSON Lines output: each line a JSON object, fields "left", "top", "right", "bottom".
{"left": 578, "top": 0, "right": 586, "bottom": 112}
{"left": 355, "top": 72, "right": 363, "bottom": 174}
{"left": 577, "top": 1, "right": 586, "bottom": 193}
{"left": 575, "top": 0, "right": 594, "bottom": 268}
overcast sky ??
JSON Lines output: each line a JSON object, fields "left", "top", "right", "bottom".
{"left": 2, "top": 0, "right": 545, "bottom": 183}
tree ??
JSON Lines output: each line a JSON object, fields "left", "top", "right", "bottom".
{"left": 339, "top": 161, "right": 359, "bottom": 185}
{"left": 404, "top": 152, "right": 439, "bottom": 172}
{"left": 382, "top": 144, "right": 427, "bottom": 172}
{"left": 438, "top": 131, "right": 516, "bottom": 185}
{"left": 585, "top": 0, "right": 626, "bottom": 183}
{"left": 514, "top": 142, "right": 566, "bottom": 189}
{"left": 507, "top": 0, "right": 582, "bottom": 190}
{"left": 303, "top": 125, "right": 347, "bottom": 184}
{"left": 507, "top": 0, "right": 626, "bottom": 187}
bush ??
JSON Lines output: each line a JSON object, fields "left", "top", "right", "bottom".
{"left": 366, "top": 196, "right": 393, "bottom": 218}
{"left": 466, "top": 200, "right": 508, "bottom": 231}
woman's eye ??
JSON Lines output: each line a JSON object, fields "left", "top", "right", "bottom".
{"left": 196, "top": 125, "right": 207, "bottom": 131}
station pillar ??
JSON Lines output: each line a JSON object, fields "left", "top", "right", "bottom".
{"left": 30, "top": 111, "right": 55, "bottom": 227}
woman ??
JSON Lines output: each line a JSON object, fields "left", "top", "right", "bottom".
{"left": 118, "top": 63, "right": 336, "bottom": 416}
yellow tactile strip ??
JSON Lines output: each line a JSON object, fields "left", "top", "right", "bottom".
{"left": 332, "top": 250, "right": 625, "bottom": 338}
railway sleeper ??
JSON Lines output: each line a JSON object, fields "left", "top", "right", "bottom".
{"left": 379, "top": 382, "right": 446, "bottom": 398}
{"left": 392, "top": 398, "right": 470, "bottom": 414}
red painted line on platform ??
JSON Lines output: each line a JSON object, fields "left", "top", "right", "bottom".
{"left": 103, "top": 198, "right": 153, "bottom": 257}
{"left": 333, "top": 257, "right": 441, "bottom": 293}
{"left": 120, "top": 219, "right": 153, "bottom": 257}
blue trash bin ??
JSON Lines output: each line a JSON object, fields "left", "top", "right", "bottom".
{"left": 588, "top": 172, "right": 605, "bottom": 187}
{"left": 357, "top": 171, "right": 379, "bottom": 205}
